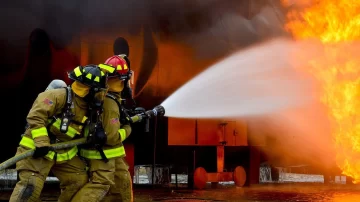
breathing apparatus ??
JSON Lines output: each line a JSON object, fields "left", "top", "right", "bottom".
{"left": 85, "top": 87, "right": 108, "bottom": 109}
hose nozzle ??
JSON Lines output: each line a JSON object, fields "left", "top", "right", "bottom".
{"left": 145, "top": 105, "right": 165, "bottom": 118}
{"left": 128, "top": 105, "right": 165, "bottom": 123}
{"left": 153, "top": 105, "right": 165, "bottom": 117}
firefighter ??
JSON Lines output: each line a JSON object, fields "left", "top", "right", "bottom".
{"left": 96, "top": 54, "right": 134, "bottom": 202}
{"left": 71, "top": 60, "right": 128, "bottom": 202}
{"left": 71, "top": 38, "right": 133, "bottom": 202}
{"left": 106, "top": 37, "right": 134, "bottom": 202}
{"left": 72, "top": 55, "right": 132, "bottom": 202}
{"left": 9, "top": 65, "right": 108, "bottom": 202}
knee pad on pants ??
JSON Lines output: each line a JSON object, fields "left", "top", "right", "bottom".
{"left": 118, "top": 171, "right": 131, "bottom": 190}
{"left": 57, "top": 173, "right": 88, "bottom": 202}
{"left": 59, "top": 172, "right": 88, "bottom": 190}
{"left": 11, "top": 171, "right": 45, "bottom": 202}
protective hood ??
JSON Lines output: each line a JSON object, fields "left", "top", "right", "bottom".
{"left": 108, "top": 77, "right": 124, "bottom": 93}
{"left": 71, "top": 81, "right": 90, "bottom": 97}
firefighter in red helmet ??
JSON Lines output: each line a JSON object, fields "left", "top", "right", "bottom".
{"left": 73, "top": 55, "right": 134, "bottom": 202}
{"left": 102, "top": 55, "right": 134, "bottom": 202}
{"left": 105, "top": 37, "right": 134, "bottom": 202}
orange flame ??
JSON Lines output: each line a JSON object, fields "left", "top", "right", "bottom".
{"left": 283, "top": 0, "right": 360, "bottom": 183}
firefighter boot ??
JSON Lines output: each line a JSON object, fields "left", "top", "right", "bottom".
{"left": 71, "top": 158, "right": 116, "bottom": 202}
{"left": 102, "top": 157, "right": 133, "bottom": 202}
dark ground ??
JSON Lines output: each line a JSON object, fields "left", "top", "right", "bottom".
{"left": 1, "top": 183, "right": 360, "bottom": 202}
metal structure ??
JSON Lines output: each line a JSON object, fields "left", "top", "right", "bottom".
{"left": 168, "top": 118, "right": 251, "bottom": 189}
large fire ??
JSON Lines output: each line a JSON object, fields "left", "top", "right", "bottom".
{"left": 282, "top": 0, "right": 360, "bottom": 182}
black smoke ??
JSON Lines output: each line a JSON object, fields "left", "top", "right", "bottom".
{"left": 0, "top": 0, "right": 287, "bottom": 65}
{"left": 0, "top": 0, "right": 288, "bottom": 162}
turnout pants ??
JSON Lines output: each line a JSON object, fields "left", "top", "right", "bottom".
{"left": 102, "top": 157, "right": 133, "bottom": 202}
{"left": 71, "top": 158, "right": 116, "bottom": 202}
{"left": 9, "top": 146, "right": 88, "bottom": 202}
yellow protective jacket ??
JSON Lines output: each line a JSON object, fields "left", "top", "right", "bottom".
{"left": 79, "top": 92, "right": 132, "bottom": 160}
{"left": 19, "top": 87, "right": 89, "bottom": 163}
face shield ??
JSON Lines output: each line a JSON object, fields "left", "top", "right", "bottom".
{"left": 88, "top": 86, "right": 108, "bottom": 109}
{"left": 107, "top": 78, "right": 124, "bottom": 93}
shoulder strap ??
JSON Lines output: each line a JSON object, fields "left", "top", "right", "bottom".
{"left": 57, "top": 86, "right": 73, "bottom": 115}
{"left": 106, "top": 93, "right": 133, "bottom": 124}
{"left": 64, "top": 86, "right": 86, "bottom": 125}
{"left": 106, "top": 94, "right": 121, "bottom": 111}
{"left": 46, "top": 87, "right": 72, "bottom": 142}
{"left": 65, "top": 86, "right": 72, "bottom": 106}
{"left": 49, "top": 87, "right": 72, "bottom": 119}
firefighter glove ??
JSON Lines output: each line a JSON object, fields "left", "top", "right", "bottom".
{"left": 33, "top": 146, "right": 51, "bottom": 158}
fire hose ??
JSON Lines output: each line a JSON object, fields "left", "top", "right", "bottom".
{"left": 0, "top": 105, "right": 165, "bottom": 172}
{"left": 0, "top": 137, "right": 87, "bottom": 172}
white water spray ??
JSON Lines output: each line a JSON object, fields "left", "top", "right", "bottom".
{"left": 161, "top": 38, "right": 318, "bottom": 118}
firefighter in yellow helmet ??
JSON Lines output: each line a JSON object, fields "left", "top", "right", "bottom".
{"left": 9, "top": 65, "right": 108, "bottom": 202}
{"left": 92, "top": 55, "right": 133, "bottom": 202}
{"left": 71, "top": 58, "right": 132, "bottom": 202}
